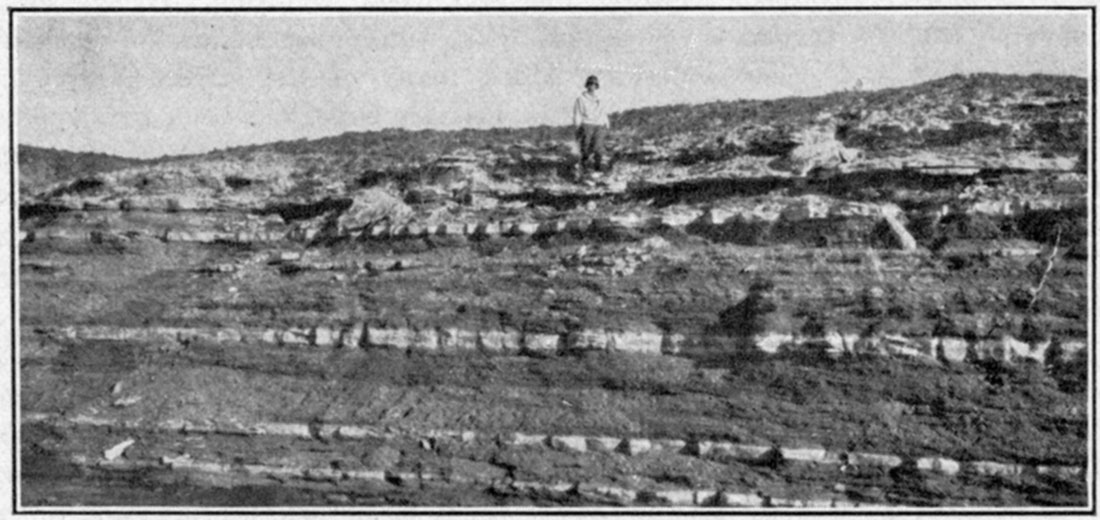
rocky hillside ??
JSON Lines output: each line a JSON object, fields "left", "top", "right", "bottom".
{"left": 17, "top": 73, "right": 1090, "bottom": 509}
{"left": 17, "top": 145, "right": 152, "bottom": 196}
{"left": 20, "top": 73, "right": 1087, "bottom": 190}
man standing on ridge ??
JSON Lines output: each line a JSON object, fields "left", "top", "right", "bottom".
{"left": 573, "top": 75, "right": 610, "bottom": 180}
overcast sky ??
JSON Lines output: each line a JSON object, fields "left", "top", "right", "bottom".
{"left": 15, "top": 10, "right": 1091, "bottom": 158}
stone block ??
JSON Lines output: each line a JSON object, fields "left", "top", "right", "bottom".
{"left": 802, "top": 497, "right": 837, "bottom": 508}
{"left": 336, "top": 425, "right": 374, "bottom": 439}
{"left": 260, "top": 329, "right": 280, "bottom": 345}
{"left": 586, "top": 436, "right": 622, "bottom": 452}
{"left": 848, "top": 452, "right": 903, "bottom": 468}
{"left": 694, "top": 489, "right": 719, "bottom": 505}
{"left": 719, "top": 444, "right": 772, "bottom": 462}
{"left": 1003, "top": 335, "right": 1032, "bottom": 360}
{"left": 916, "top": 456, "right": 960, "bottom": 476}
{"left": 939, "top": 337, "right": 968, "bottom": 363}
{"left": 608, "top": 331, "right": 664, "bottom": 355}
{"left": 824, "top": 331, "right": 847, "bottom": 356}
{"left": 755, "top": 333, "right": 793, "bottom": 354}
{"left": 304, "top": 467, "right": 344, "bottom": 482}
{"left": 345, "top": 469, "right": 387, "bottom": 481}
{"left": 607, "top": 214, "right": 643, "bottom": 228}
{"left": 621, "top": 438, "right": 653, "bottom": 456}
{"left": 503, "top": 432, "right": 547, "bottom": 446}
{"left": 549, "top": 435, "right": 588, "bottom": 453}
{"left": 511, "top": 222, "right": 539, "bottom": 236}
{"left": 968, "top": 460, "right": 1024, "bottom": 477}
{"left": 255, "top": 422, "right": 312, "bottom": 438}
{"left": 780, "top": 447, "right": 841, "bottom": 464}
{"left": 475, "top": 222, "right": 501, "bottom": 236}
{"left": 523, "top": 333, "right": 561, "bottom": 353}
{"left": 280, "top": 328, "right": 311, "bottom": 347}
{"left": 313, "top": 326, "right": 338, "bottom": 347}
{"left": 478, "top": 329, "right": 522, "bottom": 352}
{"left": 722, "top": 491, "right": 766, "bottom": 507}
{"left": 660, "top": 210, "right": 701, "bottom": 228}
{"left": 409, "top": 329, "right": 439, "bottom": 351}
{"left": 689, "top": 440, "right": 714, "bottom": 457}
{"left": 365, "top": 327, "right": 412, "bottom": 349}
{"left": 440, "top": 222, "right": 465, "bottom": 236}
{"left": 340, "top": 323, "right": 364, "bottom": 349}
{"left": 439, "top": 327, "right": 479, "bottom": 352}
{"left": 193, "top": 231, "right": 220, "bottom": 243}
{"left": 367, "top": 224, "right": 389, "bottom": 238}
{"left": 84, "top": 198, "right": 120, "bottom": 211}
{"left": 972, "top": 339, "right": 1008, "bottom": 362}
{"left": 537, "top": 220, "right": 566, "bottom": 234}
{"left": 385, "top": 470, "right": 420, "bottom": 487}
{"left": 1061, "top": 340, "right": 1087, "bottom": 356}
{"left": 914, "top": 337, "right": 938, "bottom": 358}
{"left": 578, "top": 483, "right": 636, "bottom": 503}
{"left": 1035, "top": 465, "right": 1083, "bottom": 480}
{"left": 167, "top": 196, "right": 204, "bottom": 212}
{"left": 651, "top": 488, "right": 694, "bottom": 506}
{"left": 1023, "top": 340, "right": 1049, "bottom": 364}
{"left": 653, "top": 439, "right": 687, "bottom": 453}
{"left": 566, "top": 329, "right": 609, "bottom": 351}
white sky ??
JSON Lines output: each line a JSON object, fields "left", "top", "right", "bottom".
{"left": 15, "top": 10, "right": 1092, "bottom": 158}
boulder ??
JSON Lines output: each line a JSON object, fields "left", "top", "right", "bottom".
{"left": 336, "top": 188, "right": 412, "bottom": 234}
{"left": 772, "top": 126, "right": 861, "bottom": 176}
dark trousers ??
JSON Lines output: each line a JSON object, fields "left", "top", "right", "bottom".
{"left": 576, "top": 124, "right": 608, "bottom": 171}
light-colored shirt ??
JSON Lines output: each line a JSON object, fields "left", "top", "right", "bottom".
{"left": 573, "top": 92, "right": 610, "bottom": 127}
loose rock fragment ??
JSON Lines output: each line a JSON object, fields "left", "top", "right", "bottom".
{"left": 104, "top": 439, "right": 136, "bottom": 461}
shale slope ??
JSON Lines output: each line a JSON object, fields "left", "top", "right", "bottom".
{"left": 17, "top": 73, "right": 1090, "bottom": 510}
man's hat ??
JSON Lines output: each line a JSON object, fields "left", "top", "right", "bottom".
{"left": 585, "top": 75, "right": 599, "bottom": 87}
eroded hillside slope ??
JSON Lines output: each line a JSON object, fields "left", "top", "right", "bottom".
{"left": 18, "top": 73, "right": 1090, "bottom": 509}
